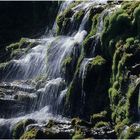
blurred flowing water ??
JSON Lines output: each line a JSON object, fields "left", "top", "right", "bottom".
{"left": 0, "top": 0, "right": 121, "bottom": 138}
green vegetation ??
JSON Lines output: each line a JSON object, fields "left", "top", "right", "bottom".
{"left": 72, "top": 133, "right": 84, "bottom": 139}
{"left": 62, "top": 56, "right": 72, "bottom": 66}
{"left": 94, "top": 121, "right": 110, "bottom": 128}
{"left": 133, "top": 5, "right": 140, "bottom": 34}
{"left": 0, "top": 1, "right": 140, "bottom": 139}
{"left": 5, "top": 38, "right": 37, "bottom": 60}
{"left": 91, "top": 111, "right": 108, "bottom": 125}
{"left": 20, "top": 128, "right": 39, "bottom": 139}
{"left": 6, "top": 38, "right": 32, "bottom": 51}
{"left": 12, "top": 119, "right": 36, "bottom": 139}
{"left": 71, "top": 118, "right": 90, "bottom": 127}
{"left": 83, "top": 11, "right": 103, "bottom": 56}
{"left": 124, "top": 125, "right": 140, "bottom": 139}
{"left": 0, "top": 62, "right": 9, "bottom": 70}
{"left": 56, "top": 2, "right": 80, "bottom": 35}
{"left": 72, "top": 130, "right": 84, "bottom": 139}
{"left": 90, "top": 55, "right": 106, "bottom": 67}
{"left": 114, "top": 122, "right": 126, "bottom": 138}
{"left": 74, "top": 10, "right": 84, "bottom": 21}
{"left": 101, "top": 2, "right": 140, "bottom": 59}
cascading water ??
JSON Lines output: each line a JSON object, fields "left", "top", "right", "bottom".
{"left": 3, "top": 37, "right": 55, "bottom": 81}
{"left": 79, "top": 58, "right": 93, "bottom": 105}
{"left": 0, "top": 1, "right": 89, "bottom": 137}
{"left": 78, "top": 4, "right": 121, "bottom": 112}
{"left": 0, "top": 0, "right": 120, "bottom": 138}
{"left": 79, "top": 8, "right": 110, "bottom": 105}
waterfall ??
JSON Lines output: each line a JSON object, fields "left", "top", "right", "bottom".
{"left": 78, "top": 7, "right": 110, "bottom": 106}
{"left": 79, "top": 58, "right": 93, "bottom": 105}
{"left": 0, "top": 1, "right": 119, "bottom": 138}
{"left": 3, "top": 37, "right": 55, "bottom": 81}
{"left": 0, "top": 1, "right": 90, "bottom": 137}
{"left": 77, "top": 5, "right": 121, "bottom": 110}
{"left": 51, "top": 0, "right": 76, "bottom": 35}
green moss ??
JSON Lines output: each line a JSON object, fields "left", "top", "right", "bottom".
{"left": 83, "top": 14, "right": 100, "bottom": 56}
{"left": 90, "top": 55, "right": 106, "bottom": 66}
{"left": 65, "top": 81, "right": 75, "bottom": 107}
{"left": 12, "top": 119, "right": 36, "bottom": 139}
{"left": 19, "top": 38, "right": 27, "bottom": 46}
{"left": 101, "top": 2, "right": 140, "bottom": 58}
{"left": 125, "top": 84, "right": 139, "bottom": 121}
{"left": 20, "top": 128, "right": 38, "bottom": 139}
{"left": 65, "top": 53, "right": 84, "bottom": 93}
{"left": 72, "top": 130, "right": 84, "bottom": 140}
{"left": 62, "top": 53, "right": 80, "bottom": 85}
{"left": 114, "top": 122, "right": 126, "bottom": 138}
{"left": 56, "top": 2, "right": 80, "bottom": 35}
{"left": 71, "top": 118, "right": 90, "bottom": 127}
{"left": 0, "top": 62, "right": 8, "bottom": 69}
{"left": 7, "top": 43, "right": 19, "bottom": 51}
{"left": 57, "top": 3, "right": 140, "bottom": 137}
{"left": 109, "top": 88, "right": 119, "bottom": 108}
{"left": 109, "top": 33, "right": 140, "bottom": 137}
{"left": 7, "top": 38, "right": 28, "bottom": 50}
{"left": 112, "top": 81, "right": 119, "bottom": 90}
{"left": 88, "top": 55, "right": 106, "bottom": 74}
{"left": 133, "top": 5, "right": 140, "bottom": 20}
{"left": 94, "top": 121, "right": 110, "bottom": 128}
{"left": 74, "top": 10, "right": 84, "bottom": 21}
{"left": 56, "top": 14, "right": 64, "bottom": 34}
{"left": 109, "top": 46, "right": 134, "bottom": 123}
{"left": 89, "top": 14, "right": 100, "bottom": 36}
{"left": 126, "top": 86, "right": 134, "bottom": 118}
{"left": 21, "top": 121, "right": 72, "bottom": 139}
{"left": 111, "top": 47, "right": 123, "bottom": 83}
{"left": 62, "top": 56, "right": 72, "bottom": 66}
{"left": 126, "top": 37, "right": 135, "bottom": 46}
{"left": 133, "top": 5, "right": 140, "bottom": 34}
{"left": 72, "top": 133, "right": 84, "bottom": 139}
{"left": 109, "top": 10, "right": 131, "bottom": 36}
{"left": 122, "top": 1, "right": 140, "bottom": 17}
{"left": 114, "top": 100, "right": 127, "bottom": 124}
{"left": 91, "top": 111, "right": 108, "bottom": 125}
{"left": 116, "top": 53, "right": 131, "bottom": 81}
{"left": 124, "top": 37, "right": 135, "bottom": 51}
{"left": 101, "top": 7, "right": 132, "bottom": 58}
{"left": 5, "top": 38, "right": 34, "bottom": 59}
{"left": 124, "top": 125, "right": 140, "bottom": 139}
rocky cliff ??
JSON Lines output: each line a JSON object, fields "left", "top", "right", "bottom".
{"left": 0, "top": 1, "right": 139, "bottom": 139}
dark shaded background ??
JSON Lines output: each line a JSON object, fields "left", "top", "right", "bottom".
{"left": 0, "top": 1, "right": 60, "bottom": 48}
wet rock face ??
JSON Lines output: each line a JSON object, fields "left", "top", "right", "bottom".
{"left": 0, "top": 99, "right": 28, "bottom": 118}
{"left": 12, "top": 119, "right": 37, "bottom": 139}
{"left": 0, "top": 123, "right": 11, "bottom": 139}
{"left": 17, "top": 119, "right": 116, "bottom": 139}
{"left": 20, "top": 120, "right": 74, "bottom": 139}
{"left": 61, "top": 1, "right": 140, "bottom": 139}
{"left": 0, "top": 81, "right": 37, "bottom": 118}
{"left": 124, "top": 123, "right": 140, "bottom": 139}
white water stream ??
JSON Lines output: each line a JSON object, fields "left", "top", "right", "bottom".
{"left": 0, "top": 0, "right": 121, "bottom": 138}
